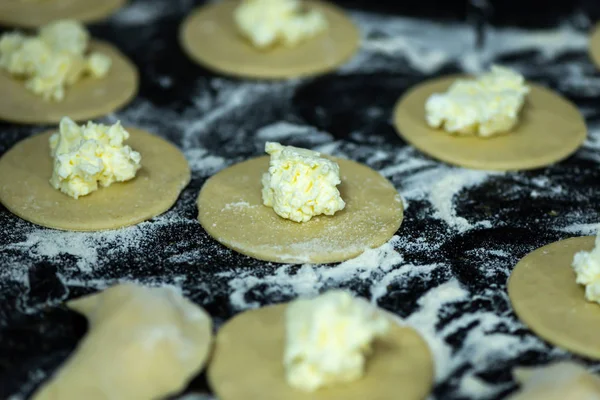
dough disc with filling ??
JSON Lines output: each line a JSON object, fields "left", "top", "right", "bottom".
{"left": 0, "top": 0, "right": 127, "bottom": 28}
{"left": 393, "top": 75, "right": 587, "bottom": 171}
{"left": 507, "top": 236, "right": 600, "bottom": 359}
{"left": 179, "top": 0, "right": 360, "bottom": 79}
{"left": 207, "top": 304, "right": 434, "bottom": 400}
{"left": 32, "top": 284, "right": 213, "bottom": 400}
{"left": 196, "top": 156, "right": 403, "bottom": 264}
{"left": 0, "top": 128, "right": 190, "bottom": 231}
{"left": 589, "top": 23, "right": 600, "bottom": 70}
{"left": 0, "top": 41, "right": 138, "bottom": 125}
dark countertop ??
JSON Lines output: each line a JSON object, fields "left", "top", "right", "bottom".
{"left": 2, "top": 0, "right": 600, "bottom": 399}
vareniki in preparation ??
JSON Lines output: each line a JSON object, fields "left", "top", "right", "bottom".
{"left": 197, "top": 141, "right": 403, "bottom": 263}
{"left": 0, "top": 117, "right": 190, "bottom": 231}
{"left": 508, "top": 230, "right": 600, "bottom": 359}
{"left": 0, "top": 19, "right": 138, "bottom": 124}
{"left": 393, "top": 65, "right": 586, "bottom": 170}
{"left": 180, "top": 0, "right": 360, "bottom": 79}
{"left": 208, "top": 290, "right": 434, "bottom": 400}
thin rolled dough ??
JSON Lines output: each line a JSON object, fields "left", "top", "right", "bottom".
{"left": 208, "top": 304, "right": 434, "bottom": 400}
{"left": 0, "top": 41, "right": 139, "bottom": 125}
{"left": 507, "top": 236, "right": 600, "bottom": 359}
{"left": 32, "top": 283, "right": 213, "bottom": 400}
{"left": 590, "top": 23, "right": 600, "bottom": 70}
{"left": 507, "top": 362, "right": 600, "bottom": 400}
{"left": 393, "top": 75, "right": 587, "bottom": 171}
{"left": 179, "top": 0, "right": 360, "bottom": 79}
{"left": 0, "top": 128, "right": 190, "bottom": 231}
{"left": 196, "top": 156, "right": 403, "bottom": 264}
{"left": 0, "top": 0, "right": 127, "bottom": 28}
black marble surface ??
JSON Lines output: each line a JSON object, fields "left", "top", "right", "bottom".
{"left": 2, "top": 0, "right": 600, "bottom": 399}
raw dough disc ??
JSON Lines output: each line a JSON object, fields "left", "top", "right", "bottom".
{"left": 179, "top": 0, "right": 360, "bottom": 79}
{"left": 0, "top": 0, "right": 127, "bottom": 28}
{"left": 393, "top": 75, "right": 587, "bottom": 171}
{"left": 196, "top": 156, "right": 403, "bottom": 264}
{"left": 207, "top": 304, "right": 434, "bottom": 400}
{"left": 0, "top": 128, "right": 190, "bottom": 231}
{"left": 0, "top": 41, "right": 139, "bottom": 125}
{"left": 507, "top": 236, "right": 600, "bottom": 359}
{"left": 590, "top": 23, "right": 600, "bottom": 70}
{"left": 32, "top": 284, "right": 214, "bottom": 400}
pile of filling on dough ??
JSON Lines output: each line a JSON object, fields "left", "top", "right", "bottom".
{"left": 0, "top": 19, "right": 112, "bottom": 101}
{"left": 425, "top": 65, "right": 530, "bottom": 137}
{"left": 234, "top": 0, "right": 328, "bottom": 49}
{"left": 284, "top": 290, "right": 390, "bottom": 391}
{"left": 261, "top": 141, "right": 345, "bottom": 223}
{"left": 572, "top": 230, "right": 600, "bottom": 304}
{"left": 49, "top": 117, "right": 141, "bottom": 199}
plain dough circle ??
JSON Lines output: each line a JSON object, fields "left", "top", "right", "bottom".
{"left": 0, "top": 128, "right": 190, "bottom": 231}
{"left": 393, "top": 75, "right": 587, "bottom": 171}
{"left": 32, "top": 284, "right": 214, "bottom": 400}
{"left": 0, "top": 0, "right": 127, "bottom": 28}
{"left": 507, "top": 236, "right": 600, "bottom": 359}
{"left": 589, "top": 24, "right": 600, "bottom": 70}
{"left": 0, "top": 41, "right": 139, "bottom": 125}
{"left": 207, "top": 304, "right": 434, "bottom": 400}
{"left": 179, "top": 0, "right": 360, "bottom": 79}
{"left": 196, "top": 156, "right": 403, "bottom": 264}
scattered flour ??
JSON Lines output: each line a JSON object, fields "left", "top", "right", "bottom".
{"left": 2, "top": 3, "right": 600, "bottom": 400}
{"left": 344, "top": 12, "right": 587, "bottom": 74}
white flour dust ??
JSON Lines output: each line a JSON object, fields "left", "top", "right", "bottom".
{"left": 3, "top": 2, "right": 600, "bottom": 400}
{"left": 345, "top": 11, "right": 587, "bottom": 74}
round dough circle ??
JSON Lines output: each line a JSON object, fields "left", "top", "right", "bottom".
{"left": 196, "top": 156, "right": 404, "bottom": 264}
{"left": 507, "top": 236, "right": 600, "bottom": 359}
{"left": 589, "top": 24, "right": 600, "bottom": 70}
{"left": 0, "top": 0, "right": 127, "bottom": 28}
{"left": 0, "top": 128, "right": 190, "bottom": 231}
{"left": 207, "top": 304, "right": 434, "bottom": 400}
{"left": 392, "top": 75, "right": 587, "bottom": 171}
{"left": 0, "top": 41, "right": 139, "bottom": 125}
{"left": 179, "top": 0, "right": 360, "bottom": 80}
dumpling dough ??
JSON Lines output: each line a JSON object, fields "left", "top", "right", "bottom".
{"left": 0, "top": 127, "right": 190, "bottom": 231}
{"left": 32, "top": 283, "right": 213, "bottom": 400}
{"left": 179, "top": 0, "right": 360, "bottom": 79}
{"left": 393, "top": 75, "right": 587, "bottom": 171}
{"left": 506, "top": 361, "right": 600, "bottom": 399}
{"left": 196, "top": 156, "right": 403, "bottom": 264}
{"left": 0, "top": 0, "right": 127, "bottom": 28}
{"left": 590, "top": 23, "right": 600, "bottom": 70}
{"left": 507, "top": 236, "right": 600, "bottom": 359}
{"left": 207, "top": 303, "right": 434, "bottom": 400}
{"left": 0, "top": 41, "right": 138, "bottom": 125}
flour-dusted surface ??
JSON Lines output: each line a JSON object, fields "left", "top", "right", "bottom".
{"left": 2, "top": 0, "right": 600, "bottom": 399}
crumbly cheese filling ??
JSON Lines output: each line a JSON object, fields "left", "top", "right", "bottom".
{"left": 572, "top": 230, "right": 600, "bottom": 304}
{"left": 284, "top": 290, "right": 390, "bottom": 392}
{"left": 425, "top": 65, "right": 530, "bottom": 137}
{"left": 261, "top": 142, "right": 345, "bottom": 223}
{"left": 0, "top": 19, "right": 112, "bottom": 101}
{"left": 49, "top": 117, "right": 141, "bottom": 199}
{"left": 233, "top": 0, "right": 328, "bottom": 49}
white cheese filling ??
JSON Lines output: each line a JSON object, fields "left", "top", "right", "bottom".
{"left": 0, "top": 19, "right": 112, "bottom": 101}
{"left": 425, "top": 65, "right": 530, "bottom": 137}
{"left": 572, "top": 230, "right": 600, "bottom": 304}
{"left": 284, "top": 290, "right": 390, "bottom": 391}
{"left": 49, "top": 117, "right": 141, "bottom": 199}
{"left": 234, "top": 0, "right": 328, "bottom": 49}
{"left": 261, "top": 141, "right": 345, "bottom": 223}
